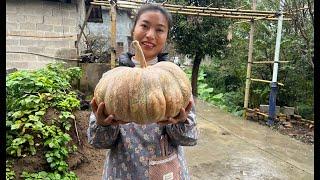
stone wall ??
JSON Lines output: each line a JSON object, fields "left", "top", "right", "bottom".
{"left": 6, "top": 0, "right": 85, "bottom": 70}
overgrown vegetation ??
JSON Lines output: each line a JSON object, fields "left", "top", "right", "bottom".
{"left": 184, "top": 66, "right": 244, "bottom": 117}
{"left": 179, "top": 0, "right": 313, "bottom": 120}
{"left": 6, "top": 63, "right": 82, "bottom": 179}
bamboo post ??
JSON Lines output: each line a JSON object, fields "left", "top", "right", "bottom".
{"left": 243, "top": 0, "right": 256, "bottom": 118}
{"left": 110, "top": 1, "right": 117, "bottom": 69}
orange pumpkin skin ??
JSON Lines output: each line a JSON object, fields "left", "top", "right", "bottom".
{"left": 94, "top": 61, "right": 192, "bottom": 124}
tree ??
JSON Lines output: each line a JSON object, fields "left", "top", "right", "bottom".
{"left": 169, "top": 0, "right": 235, "bottom": 96}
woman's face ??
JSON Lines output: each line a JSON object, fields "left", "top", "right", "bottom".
{"left": 133, "top": 11, "right": 169, "bottom": 61}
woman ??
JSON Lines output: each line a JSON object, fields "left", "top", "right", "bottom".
{"left": 87, "top": 4, "right": 198, "bottom": 180}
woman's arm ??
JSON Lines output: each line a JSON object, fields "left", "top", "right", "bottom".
{"left": 165, "top": 98, "right": 199, "bottom": 146}
{"left": 87, "top": 112, "right": 120, "bottom": 149}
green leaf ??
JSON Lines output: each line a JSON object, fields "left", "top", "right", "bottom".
{"left": 11, "top": 123, "right": 21, "bottom": 130}
{"left": 47, "top": 157, "right": 53, "bottom": 163}
{"left": 35, "top": 111, "right": 46, "bottom": 116}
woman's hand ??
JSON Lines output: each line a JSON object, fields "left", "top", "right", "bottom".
{"left": 157, "top": 100, "right": 193, "bottom": 125}
{"left": 91, "top": 98, "right": 128, "bottom": 126}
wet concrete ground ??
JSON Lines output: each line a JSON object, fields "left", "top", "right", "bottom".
{"left": 185, "top": 99, "right": 314, "bottom": 180}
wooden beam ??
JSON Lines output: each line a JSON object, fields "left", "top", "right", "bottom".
{"left": 76, "top": 5, "right": 94, "bottom": 53}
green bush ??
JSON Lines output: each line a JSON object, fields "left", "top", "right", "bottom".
{"left": 6, "top": 63, "right": 82, "bottom": 179}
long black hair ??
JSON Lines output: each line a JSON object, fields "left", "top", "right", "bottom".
{"left": 130, "top": 4, "right": 172, "bottom": 37}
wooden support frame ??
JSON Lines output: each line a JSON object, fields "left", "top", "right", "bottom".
{"left": 91, "top": 0, "right": 291, "bottom": 21}
{"left": 243, "top": 0, "right": 256, "bottom": 117}
{"left": 79, "top": 0, "right": 292, "bottom": 116}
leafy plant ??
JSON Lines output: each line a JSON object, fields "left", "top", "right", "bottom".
{"left": 6, "top": 63, "right": 82, "bottom": 179}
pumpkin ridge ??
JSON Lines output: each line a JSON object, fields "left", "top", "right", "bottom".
{"left": 155, "top": 67, "right": 177, "bottom": 117}
{"left": 154, "top": 63, "right": 190, "bottom": 114}
{"left": 157, "top": 62, "right": 191, "bottom": 108}
{"left": 146, "top": 68, "right": 166, "bottom": 122}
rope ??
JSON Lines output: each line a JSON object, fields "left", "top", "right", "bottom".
{"left": 6, "top": 33, "right": 77, "bottom": 39}
{"left": 6, "top": 51, "right": 79, "bottom": 61}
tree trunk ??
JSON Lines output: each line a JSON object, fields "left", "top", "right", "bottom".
{"left": 191, "top": 52, "right": 202, "bottom": 97}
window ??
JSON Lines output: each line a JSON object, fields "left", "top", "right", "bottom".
{"left": 85, "top": 0, "right": 103, "bottom": 23}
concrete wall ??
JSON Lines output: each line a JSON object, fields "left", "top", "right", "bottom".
{"left": 85, "top": 8, "right": 133, "bottom": 57}
{"left": 6, "top": 0, "right": 85, "bottom": 70}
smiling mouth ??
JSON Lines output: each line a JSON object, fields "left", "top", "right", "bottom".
{"left": 142, "top": 42, "right": 155, "bottom": 49}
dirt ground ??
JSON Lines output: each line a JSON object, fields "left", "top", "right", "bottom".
{"left": 70, "top": 101, "right": 313, "bottom": 179}
{"left": 11, "top": 100, "right": 313, "bottom": 179}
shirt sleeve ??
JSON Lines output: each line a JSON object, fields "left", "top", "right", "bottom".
{"left": 87, "top": 112, "right": 120, "bottom": 149}
{"left": 165, "top": 96, "right": 199, "bottom": 146}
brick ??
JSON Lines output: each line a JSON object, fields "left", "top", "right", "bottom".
{"left": 54, "top": 40, "right": 70, "bottom": 48}
{"left": 44, "top": 16, "right": 63, "bottom": 25}
{"left": 6, "top": 46, "right": 28, "bottom": 52}
{"left": 61, "top": 3, "right": 76, "bottom": 11}
{"left": 26, "top": 16, "right": 44, "bottom": 24}
{"left": 20, "top": 54, "right": 39, "bottom": 61}
{"left": 36, "top": 23, "right": 54, "bottom": 32}
{"left": 282, "top": 106, "right": 295, "bottom": 116}
{"left": 6, "top": 39, "right": 20, "bottom": 46}
{"left": 6, "top": 22, "right": 19, "bottom": 30}
{"left": 68, "top": 26, "right": 78, "bottom": 34}
{"left": 20, "top": 23, "right": 37, "bottom": 31}
{"left": 6, "top": 53, "right": 22, "bottom": 61}
{"left": 17, "top": 7, "right": 38, "bottom": 15}
{"left": 20, "top": 39, "right": 39, "bottom": 46}
{"left": 28, "top": 47, "right": 45, "bottom": 54}
{"left": 43, "top": 47, "right": 59, "bottom": 56}
{"left": 6, "top": 15, "right": 26, "bottom": 23}
{"left": 53, "top": 26, "right": 64, "bottom": 33}
{"left": 55, "top": 48, "right": 78, "bottom": 59}
{"left": 52, "top": 9, "right": 69, "bottom": 17}
{"left": 259, "top": 105, "right": 280, "bottom": 115}
{"left": 63, "top": 17, "right": 76, "bottom": 26}
{"left": 6, "top": 61, "right": 29, "bottom": 70}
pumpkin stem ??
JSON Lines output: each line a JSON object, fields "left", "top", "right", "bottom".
{"left": 132, "top": 40, "right": 147, "bottom": 68}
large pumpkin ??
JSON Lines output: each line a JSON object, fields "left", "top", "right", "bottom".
{"left": 94, "top": 40, "right": 191, "bottom": 124}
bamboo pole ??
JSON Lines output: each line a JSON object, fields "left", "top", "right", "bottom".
{"left": 123, "top": 0, "right": 285, "bottom": 15}
{"left": 113, "top": 0, "right": 276, "bottom": 17}
{"left": 110, "top": 1, "right": 117, "bottom": 69}
{"left": 252, "top": 61, "right": 289, "bottom": 64}
{"left": 251, "top": 78, "right": 284, "bottom": 86}
{"left": 92, "top": 2, "right": 290, "bottom": 21}
{"left": 243, "top": 0, "right": 256, "bottom": 118}
{"left": 91, "top": 1, "right": 291, "bottom": 20}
